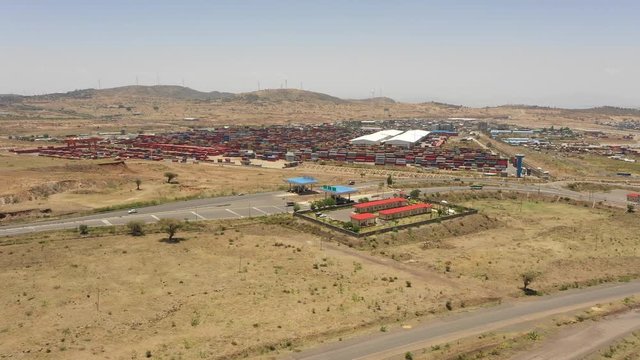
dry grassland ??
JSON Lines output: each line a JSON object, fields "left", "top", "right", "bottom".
{"left": 0, "top": 219, "right": 457, "bottom": 359}
{"left": 364, "top": 196, "right": 640, "bottom": 298}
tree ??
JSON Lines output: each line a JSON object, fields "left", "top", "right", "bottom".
{"left": 293, "top": 203, "right": 301, "bottom": 212}
{"left": 358, "top": 197, "right": 370, "bottom": 203}
{"left": 324, "top": 197, "right": 336, "bottom": 207}
{"left": 164, "top": 172, "right": 178, "bottom": 184}
{"left": 135, "top": 178, "right": 142, "bottom": 190}
{"left": 386, "top": 174, "right": 393, "bottom": 187}
{"left": 627, "top": 204, "right": 635, "bottom": 213}
{"left": 521, "top": 271, "right": 539, "bottom": 291}
{"left": 409, "top": 189, "right": 421, "bottom": 198}
{"left": 159, "top": 219, "right": 182, "bottom": 242}
{"left": 127, "top": 221, "right": 145, "bottom": 236}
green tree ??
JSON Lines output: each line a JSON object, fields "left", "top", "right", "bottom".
{"left": 159, "top": 219, "right": 182, "bottom": 242}
{"left": 386, "top": 174, "right": 393, "bottom": 187}
{"left": 627, "top": 204, "right": 635, "bottom": 213}
{"left": 164, "top": 172, "right": 178, "bottom": 184}
{"left": 293, "top": 203, "right": 301, "bottom": 212}
{"left": 135, "top": 178, "right": 142, "bottom": 190}
{"left": 409, "top": 189, "right": 421, "bottom": 198}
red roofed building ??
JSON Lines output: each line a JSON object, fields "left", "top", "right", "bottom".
{"left": 628, "top": 193, "right": 640, "bottom": 203}
{"left": 350, "top": 212, "right": 377, "bottom": 227}
{"left": 379, "top": 203, "right": 432, "bottom": 220}
{"left": 353, "top": 197, "right": 407, "bottom": 213}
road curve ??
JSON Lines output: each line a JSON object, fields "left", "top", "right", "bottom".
{"left": 288, "top": 281, "right": 640, "bottom": 360}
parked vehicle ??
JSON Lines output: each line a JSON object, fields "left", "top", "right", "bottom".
{"left": 127, "top": 208, "right": 138, "bottom": 214}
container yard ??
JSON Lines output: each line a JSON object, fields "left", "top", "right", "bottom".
{"left": 11, "top": 122, "right": 510, "bottom": 173}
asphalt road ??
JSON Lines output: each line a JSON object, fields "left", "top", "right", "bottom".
{"left": 289, "top": 281, "right": 640, "bottom": 360}
{"left": 0, "top": 191, "right": 293, "bottom": 237}
{"left": 0, "top": 180, "right": 630, "bottom": 237}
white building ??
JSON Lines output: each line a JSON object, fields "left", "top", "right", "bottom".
{"left": 384, "top": 130, "right": 430, "bottom": 148}
{"left": 350, "top": 129, "right": 403, "bottom": 145}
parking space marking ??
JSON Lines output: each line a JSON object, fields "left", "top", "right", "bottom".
{"left": 252, "top": 207, "right": 268, "bottom": 215}
{"left": 102, "top": 219, "right": 112, "bottom": 226}
{"left": 191, "top": 211, "right": 206, "bottom": 220}
{"left": 271, "top": 206, "right": 287, "bottom": 212}
{"left": 150, "top": 214, "right": 160, "bottom": 221}
{"left": 225, "top": 209, "right": 244, "bottom": 218}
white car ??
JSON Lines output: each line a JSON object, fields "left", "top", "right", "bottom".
{"left": 127, "top": 209, "right": 138, "bottom": 214}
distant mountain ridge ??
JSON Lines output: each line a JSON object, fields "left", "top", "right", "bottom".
{"left": 2, "top": 85, "right": 638, "bottom": 113}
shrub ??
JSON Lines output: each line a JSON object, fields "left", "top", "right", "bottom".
{"left": 127, "top": 221, "right": 145, "bottom": 236}
{"left": 78, "top": 224, "right": 89, "bottom": 235}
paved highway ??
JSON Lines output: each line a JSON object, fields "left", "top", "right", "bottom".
{"left": 0, "top": 180, "right": 630, "bottom": 237}
{"left": 0, "top": 191, "right": 293, "bottom": 237}
{"left": 290, "top": 281, "right": 640, "bottom": 360}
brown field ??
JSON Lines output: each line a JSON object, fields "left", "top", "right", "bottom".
{"left": 0, "top": 196, "right": 639, "bottom": 359}
{"left": 361, "top": 194, "right": 640, "bottom": 298}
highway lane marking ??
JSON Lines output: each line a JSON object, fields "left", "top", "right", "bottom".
{"left": 191, "top": 211, "right": 206, "bottom": 220}
{"left": 102, "top": 219, "right": 112, "bottom": 226}
{"left": 225, "top": 209, "right": 244, "bottom": 218}
{"left": 150, "top": 215, "right": 160, "bottom": 221}
{"left": 252, "top": 207, "right": 268, "bottom": 215}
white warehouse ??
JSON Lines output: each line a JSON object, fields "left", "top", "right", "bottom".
{"left": 350, "top": 129, "right": 403, "bottom": 145}
{"left": 384, "top": 130, "right": 430, "bottom": 148}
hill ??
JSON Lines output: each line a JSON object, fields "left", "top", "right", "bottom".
{"left": 32, "top": 85, "right": 234, "bottom": 101}
{"left": 234, "top": 88, "right": 346, "bottom": 104}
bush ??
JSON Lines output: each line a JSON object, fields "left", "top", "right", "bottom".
{"left": 164, "top": 172, "right": 178, "bottom": 183}
{"left": 127, "top": 221, "right": 145, "bottom": 236}
{"left": 78, "top": 224, "right": 89, "bottom": 235}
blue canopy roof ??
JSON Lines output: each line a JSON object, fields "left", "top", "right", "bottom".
{"left": 319, "top": 185, "right": 358, "bottom": 195}
{"left": 285, "top": 176, "right": 318, "bottom": 185}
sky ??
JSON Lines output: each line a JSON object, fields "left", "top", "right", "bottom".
{"left": 1, "top": 0, "right": 639, "bottom": 108}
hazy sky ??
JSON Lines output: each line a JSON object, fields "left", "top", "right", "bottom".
{"left": 1, "top": 0, "right": 639, "bottom": 107}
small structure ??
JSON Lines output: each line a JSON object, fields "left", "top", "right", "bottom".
{"left": 285, "top": 176, "right": 318, "bottom": 193}
{"left": 350, "top": 213, "right": 377, "bottom": 227}
{"left": 379, "top": 203, "right": 432, "bottom": 220}
{"left": 627, "top": 193, "right": 640, "bottom": 203}
{"left": 320, "top": 185, "right": 358, "bottom": 202}
{"left": 515, "top": 154, "right": 525, "bottom": 178}
{"left": 353, "top": 197, "right": 407, "bottom": 213}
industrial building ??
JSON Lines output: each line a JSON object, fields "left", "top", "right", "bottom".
{"left": 353, "top": 197, "right": 407, "bottom": 213}
{"left": 383, "top": 130, "right": 430, "bottom": 148}
{"left": 350, "top": 129, "right": 403, "bottom": 145}
{"left": 378, "top": 203, "right": 432, "bottom": 220}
